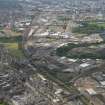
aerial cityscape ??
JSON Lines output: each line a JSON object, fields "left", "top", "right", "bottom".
{"left": 1, "top": 0, "right": 105, "bottom": 105}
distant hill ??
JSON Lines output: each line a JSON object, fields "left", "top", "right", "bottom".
{"left": 0, "top": 0, "right": 21, "bottom": 9}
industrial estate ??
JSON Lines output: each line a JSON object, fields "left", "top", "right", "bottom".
{"left": 0, "top": 0, "right": 105, "bottom": 105}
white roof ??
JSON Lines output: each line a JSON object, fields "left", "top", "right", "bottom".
{"left": 80, "top": 63, "right": 90, "bottom": 68}
{"left": 55, "top": 89, "right": 63, "bottom": 94}
{"left": 68, "top": 59, "right": 77, "bottom": 62}
{"left": 42, "top": 43, "right": 50, "bottom": 47}
{"left": 40, "top": 32, "right": 49, "bottom": 36}
{"left": 51, "top": 33, "right": 59, "bottom": 36}
{"left": 40, "top": 18, "right": 48, "bottom": 22}
{"left": 63, "top": 68, "right": 74, "bottom": 72}
{"left": 26, "top": 22, "right": 30, "bottom": 26}
{"left": 38, "top": 74, "right": 46, "bottom": 81}
{"left": 100, "top": 81, "right": 105, "bottom": 86}
{"left": 53, "top": 99, "right": 60, "bottom": 103}
{"left": 58, "top": 43, "right": 68, "bottom": 47}
{"left": 86, "top": 88, "right": 97, "bottom": 95}
{"left": 28, "top": 28, "right": 34, "bottom": 37}
{"left": 60, "top": 57, "right": 66, "bottom": 60}
{"left": 18, "top": 28, "right": 24, "bottom": 31}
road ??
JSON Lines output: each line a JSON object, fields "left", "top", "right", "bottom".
{"left": 22, "top": 16, "right": 92, "bottom": 105}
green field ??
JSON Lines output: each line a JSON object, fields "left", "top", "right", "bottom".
{"left": 56, "top": 42, "right": 105, "bottom": 59}
{"left": 0, "top": 101, "right": 8, "bottom": 105}
{"left": 0, "top": 36, "right": 22, "bottom": 43}
{"left": 0, "top": 104, "right": 5, "bottom": 105}
{"left": 0, "top": 36, "right": 25, "bottom": 59}
{"left": 72, "top": 21, "right": 105, "bottom": 34}
{"left": 5, "top": 43, "right": 25, "bottom": 59}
